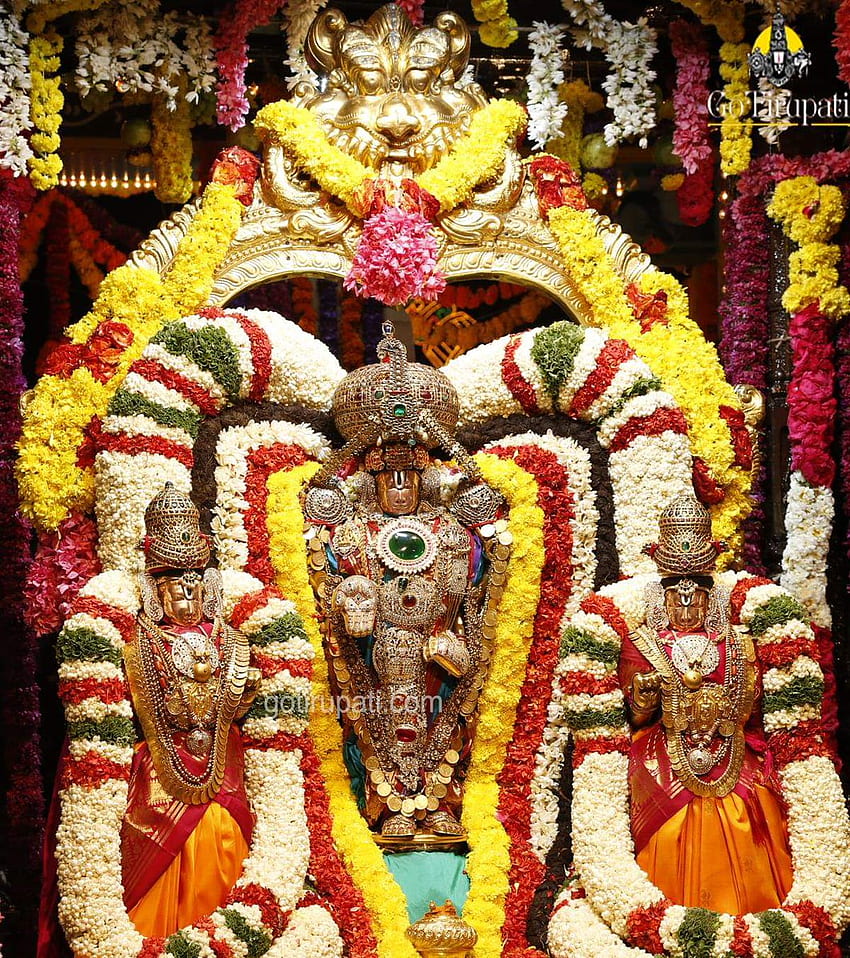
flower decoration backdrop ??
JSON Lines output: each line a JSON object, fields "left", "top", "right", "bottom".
{"left": 3, "top": 0, "right": 850, "bottom": 956}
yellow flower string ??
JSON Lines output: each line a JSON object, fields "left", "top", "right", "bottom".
{"left": 470, "top": 0, "right": 518, "bottom": 48}
{"left": 254, "top": 98, "right": 526, "bottom": 216}
{"left": 68, "top": 232, "right": 105, "bottom": 299}
{"left": 462, "top": 453, "right": 545, "bottom": 956}
{"left": 546, "top": 204, "right": 751, "bottom": 557}
{"left": 266, "top": 461, "right": 415, "bottom": 958}
{"left": 151, "top": 79, "right": 195, "bottom": 205}
{"left": 266, "top": 455, "right": 545, "bottom": 958}
{"left": 27, "top": 29, "right": 63, "bottom": 191}
{"left": 25, "top": 0, "right": 110, "bottom": 35}
{"left": 17, "top": 182, "right": 245, "bottom": 530}
{"left": 767, "top": 177, "right": 850, "bottom": 319}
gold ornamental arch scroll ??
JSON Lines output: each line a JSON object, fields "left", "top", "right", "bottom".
{"left": 130, "top": 4, "right": 652, "bottom": 321}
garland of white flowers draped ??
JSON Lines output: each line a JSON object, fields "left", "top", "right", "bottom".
{"left": 0, "top": 5, "right": 34, "bottom": 175}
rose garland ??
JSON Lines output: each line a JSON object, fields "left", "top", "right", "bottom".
{"left": 215, "top": 0, "right": 284, "bottom": 130}
{"left": 528, "top": 162, "right": 751, "bottom": 557}
{"left": 767, "top": 176, "right": 850, "bottom": 629}
{"left": 669, "top": 20, "right": 714, "bottom": 227}
{"left": 545, "top": 573, "right": 850, "bottom": 958}
{"left": 0, "top": 168, "right": 44, "bottom": 952}
{"left": 17, "top": 150, "right": 259, "bottom": 532}
{"left": 0, "top": 6, "right": 34, "bottom": 176}
{"left": 53, "top": 568, "right": 341, "bottom": 958}
{"left": 254, "top": 98, "right": 526, "bottom": 304}
{"left": 834, "top": 0, "right": 850, "bottom": 86}
{"left": 526, "top": 22, "right": 569, "bottom": 151}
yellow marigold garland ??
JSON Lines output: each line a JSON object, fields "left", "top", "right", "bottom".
{"left": 462, "top": 453, "right": 545, "bottom": 956}
{"left": 265, "top": 454, "right": 545, "bottom": 958}
{"left": 266, "top": 461, "right": 415, "bottom": 958}
{"left": 767, "top": 177, "right": 850, "bottom": 319}
{"left": 28, "top": 30, "right": 64, "bottom": 191}
{"left": 470, "top": 0, "right": 518, "bottom": 48}
{"left": 718, "top": 41, "right": 752, "bottom": 177}
{"left": 546, "top": 203, "right": 750, "bottom": 557}
{"left": 254, "top": 98, "right": 526, "bottom": 216}
{"left": 17, "top": 182, "right": 245, "bottom": 530}
{"left": 418, "top": 100, "right": 526, "bottom": 212}
{"left": 151, "top": 79, "right": 195, "bottom": 205}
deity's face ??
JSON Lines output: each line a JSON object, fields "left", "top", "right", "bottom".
{"left": 665, "top": 587, "right": 709, "bottom": 631}
{"left": 376, "top": 469, "right": 421, "bottom": 516}
{"left": 156, "top": 570, "right": 204, "bottom": 626}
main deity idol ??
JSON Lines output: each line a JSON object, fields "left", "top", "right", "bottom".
{"left": 302, "top": 323, "right": 509, "bottom": 841}
{"left": 620, "top": 498, "right": 793, "bottom": 914}
{"left": 121, "top": 484, "right": 260, "bottom": 935}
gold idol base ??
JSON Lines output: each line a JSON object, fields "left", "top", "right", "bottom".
{"left": 374, "top": 831, "right": 468, "bottom": 854}
{"left": 407, "top": 900, "right": 478, "bottom": 958}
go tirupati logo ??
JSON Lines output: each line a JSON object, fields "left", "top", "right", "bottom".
{"left": 748, "top": 11, "right": 810, "bottom": 87}
{"left": 708, "top": 11, "right": 850, "bottom": 127}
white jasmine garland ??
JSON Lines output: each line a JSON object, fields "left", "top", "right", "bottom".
{"left": 75, "top": 0, "right": 216, "bottom": 109}
{"left": 443, "top": 337, "right": 522, "bottom": 423}
{"left": 511, "top": 329, "right": 554, "bottom": 413}
{"left": 607, "top": 432, "right": 693, "bottom": 575}
{"left": 0, "top": 5, "right": 34, "bottom": 176}
{"left": 561, "top": 1, "right": 657, "bottom": 146}
{"left": 95, "top": 450, "right": 192, "bottom": 573}
{"left": 780, "top": 472, "right": 833, "bottom": 628}
{"left": 556, "top": 327, "right": 608, "bottom": 411}
{"left": 527, "top": 22, "right": 569, "bottom": 150}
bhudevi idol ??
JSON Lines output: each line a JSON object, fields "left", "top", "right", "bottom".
{"left": 302, "top": 323, "right": 509, "bottom": 841}
{"left": 619, "top": 498, "right": 793, "bottom": 914}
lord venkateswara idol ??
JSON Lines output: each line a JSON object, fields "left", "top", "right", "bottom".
{"left": 302, "top": 323, "right": 509, "bottom": 842}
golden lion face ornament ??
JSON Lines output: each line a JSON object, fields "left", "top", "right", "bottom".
{"left": 300, "top": 4, "right": 487, "bottom": 176}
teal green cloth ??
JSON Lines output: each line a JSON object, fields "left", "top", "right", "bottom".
{"left": 384, "top": 850, "right": 469, "bottom": 923}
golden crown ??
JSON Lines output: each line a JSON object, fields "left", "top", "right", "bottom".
{"left": 142, "top": 483, "right": 211, "bottom": 573}
{"left": 331, "top": 322, "right": 460, "bottom": 446}
{"left": 644, "top": 496, "right": 726, "bottom": 577}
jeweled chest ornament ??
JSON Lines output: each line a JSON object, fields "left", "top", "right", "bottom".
{"left": 376, "top": 517, "right": 437, "bottom": 573}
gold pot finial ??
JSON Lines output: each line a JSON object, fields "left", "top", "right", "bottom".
{"left": 407, "top": 900, "right": 477, "bottom": 957}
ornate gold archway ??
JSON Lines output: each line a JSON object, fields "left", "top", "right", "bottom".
{"left": 129, "top": 3, "right": 652, "bottom": 325}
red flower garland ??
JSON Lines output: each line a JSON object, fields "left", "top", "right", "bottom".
{"left": 501, "top": 335, "right": 541, "bottom": 414}
{"left": 488, "top": 442, "right": 577, "bottom": 957}
{"left": 788, "top": 302, "right": 837, "bottom": 487}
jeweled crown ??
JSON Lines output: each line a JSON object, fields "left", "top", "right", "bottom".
{"left": 644, "top": 496, "right": 726, "bottom": 577}
{"left": 331, "top": 321, "right": 460, "bottom": 447}
{"left": 142, "top": 483, "right": 211, "bottom": 573}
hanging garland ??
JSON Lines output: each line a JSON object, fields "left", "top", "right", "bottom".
{"left": 767, "top": 176, "right": 850, "bottom": 628}
{"left": 669, "top": 20, "right": 714, "bottom": 227}
{"left": 27, "top": 28, "right": 63, "bottom": 190}
{"left": 0, "top": 168, "right": 44, "bottom": 953}
{"left": 527, "top": 22, "right": 569, "bottom": 151}
{"left": 151, "top": 77, "right": 195, "bottom": 204}
{"left": 0, "top": 7, "right": 34, "bottom": 176}
{"left": 216, "top": 0, "right": 284, "bottom": 130}
{"left": 470, "top": 0, "right": 518, "bottom": 48}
